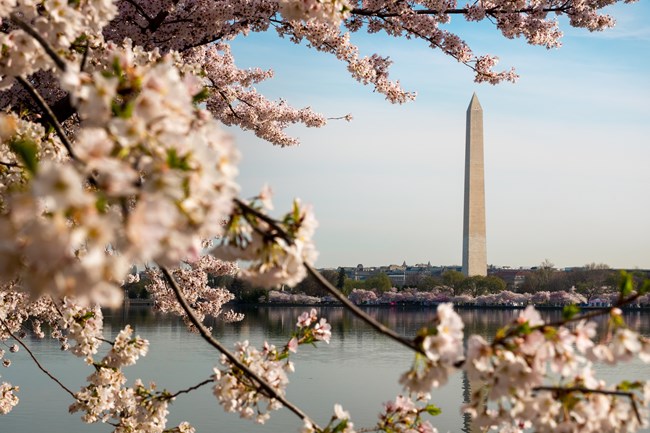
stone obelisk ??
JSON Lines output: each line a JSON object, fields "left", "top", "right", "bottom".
{"left": 462, "top": 93, "right": 487, "bottom": 277}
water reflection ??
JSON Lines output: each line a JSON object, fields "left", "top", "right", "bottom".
{"left": 4, "top": 305, "right": 650, "bottom": 433}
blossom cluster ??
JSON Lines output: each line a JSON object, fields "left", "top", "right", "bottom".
{"left": 302, "top": 404, "right": 356, "bottom": 433}
{"left": 59, "top": 298, "right": 104, "bottom": 362}
{"left": 145, "top": 255, "right": 243, "bottom": 332}
{"left": 0, "top": 0, "right": 117, "bottom": 87}
{"left": 69, "top": 324, "right": 194, "bottom": 433}
{"left": 279, "top": 0, "right": 353, "bottom": 27}
{"left": 212, "top": 309, "right": 331, "bottom": 423}
{"left": 0, "top": 382, "right": 19, "bottom": 415}
{"left": 376, "top": 395, "right": 439, "bottom": 433}
{"left": 212, "top": 195, "right": 319, "bottom": 289}
{"left": 400, "top": 303, "right": 465, "bottom": 393}
{"left": 268, "top": 290, "right": 322, "bottom": 305}
{"left": 463, "top": 306, "right": 650, "bottom": 432}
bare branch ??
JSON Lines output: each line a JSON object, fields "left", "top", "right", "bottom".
{"left": 167, "top": 378, "right": 214, "bottom": 399}
{"left": 16, "top": 76, "right": 79, "bottom": 161}
{"left": 0, "top": 318, "right": 76, "bottom": 399}
{"left": 123, "top": 0, "right": 154, "bottom": 23}
{"left": 0, "top": 160, "right": 21, "bottom": 168}
{"left": 305, "top": 263, "right": 423, "bottom": 355}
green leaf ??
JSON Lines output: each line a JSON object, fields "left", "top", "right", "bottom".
{"left": 9, "top": 138, "right": 38, "bottom": 174}
{"left": 192, "top": 87, "right": 210, "bottom": 104}
{"left": 111, "top": 99, "right": 135, "bottom": 119}
{"left": 112, "top": 56, "right": 123, "bottom": 77}
{"left": 424, "top": 404, "right": 442, "bottom": 416}
{"left": 517, "top": 322, "right": 532, "bottom": 335}
{"left": 562, "top": 304, "right": 581, "bottom": 321}
{"left": 167, "top": 148, "right": 191, "bottom": 171}
{"left": 332, "top": 419, "right": 348, "bottom": 433}
{"left": 638, "top": 279, "right": 650, "bottom": 296}
{"left": 619, "top": 271, "right": 634, "bottom": 297}
{"left": 95, "top": 193, "right": 108, "bottom": 213}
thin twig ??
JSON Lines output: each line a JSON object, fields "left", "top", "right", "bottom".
{"left": 533, "top": 385, "right": 642, "bottom": 422}
{"left": 79, "top": 40, "right": 90, "bottom": 73}
{"left": 10, "top": 13, "right": 67, "bottom": 71}
{"left": 351, "top": 5, "right": 570, "bottom": 18}
{"left": 234, "top": 199, "right": 424, "bottom": 356}
{"left": 0, "top": 318, "right": 76, "bottom": 399}
{"left": 305, "top": 263, "right": 423, "bottom": 355}
{"left": 160, "top": 266, "right": 320, "bottom": 429}
{"left": 167, "top": 378, "right": 214, "bottom": 399}
{"left": 0, "top": 160, "right": 21, "bottom": 168}
{"left": 534, "top": 385, "right": 634, "bottom": 398}
{"left": 16, "top": 76, "right": 78, "bottom": 161}
{"left": 123, "top": 0, "right": 154, "bottom": 22}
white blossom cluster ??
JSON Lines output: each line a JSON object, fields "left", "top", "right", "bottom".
{"left": 145, "top": 255, "right": 243, "bottom": 332}
{"left": 279, "top": 0, "right": 353, "bottom": 27}
{"left": 0, "top": 0, "right": 117, "bottom": 87}
{"left": 212, "top": 309, "right": 332, "bottom": 423}
{"left": 293, "top": 308, "right": 332, "bottom": 345}
{"left": 212, "top": 195, "right": 319, "bottom": 289}
{"left": 400, "top": 303, "right": 465, "bottom": 393}
{"left": 189, "top": 43, "right": 327, "bottom": 147}
{"left": 375, "top": 395, "right": 439, "bottom": 433}
{"left": 463, "top": 306, "right": 650, "bottom": 432}
{"left": 69, "top": 325, "right": 195, "bottom": 433}
{"left": 0, "top": 382, "right": 19, "bottom": 415}
{"left": 303, "top": 404, "right": 356, "bottom": 433}
{"left": 212, "top": 340, "right": 292, "bottom": 424}
{"left": 60, "top": 298, "right": 104, "bottom": 362}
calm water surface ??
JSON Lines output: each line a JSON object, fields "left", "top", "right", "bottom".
{"left": 2, "top": 306, "right": 650, "bottom": 433}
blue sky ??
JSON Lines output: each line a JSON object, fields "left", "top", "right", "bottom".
{"left": 227, "top": 3, "right": 650, "bottom": 270}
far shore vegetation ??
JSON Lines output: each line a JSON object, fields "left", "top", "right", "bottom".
{"left": 123, "top": 263, "right": 650, "bottom": 308}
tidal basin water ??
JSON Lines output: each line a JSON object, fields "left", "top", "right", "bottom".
{"left": 3, "top": 306, "right": 650, "bottom": 433}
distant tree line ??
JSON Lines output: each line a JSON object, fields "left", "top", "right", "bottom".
{"left": 123, "top": 262, "right": 649, "bottom": 303}
{"left": 518, "top": 261, "right": 649, "bottom": 301}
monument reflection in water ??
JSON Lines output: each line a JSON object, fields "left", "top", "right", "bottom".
{"left": 4, "top": 306, "right": 650, "bottom": 433}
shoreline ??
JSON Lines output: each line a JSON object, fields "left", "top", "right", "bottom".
{"left": 123, "top": 298, "right": 650, "bottom": 312}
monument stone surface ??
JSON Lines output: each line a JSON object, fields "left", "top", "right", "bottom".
{"left": 462, "top": 93, "right": 487, "bottom": 277}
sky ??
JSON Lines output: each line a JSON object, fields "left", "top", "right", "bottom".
{"left": 226, "top": 3, "right": 650, "bottom": 270}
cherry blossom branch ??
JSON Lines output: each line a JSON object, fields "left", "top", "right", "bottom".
{"left": 122, "top": 0, "right": 153, "bottom": 23}
{"left": 234, "top": 199, "right": 424, "bottom": 356}
{"left": 160, "top": 265, "right": 320, "bottom": 429}
{"left": 533, "top": 386, "right": 642, "bottom": 422}
{"left": 167, "top": 378, "right": 214, "bottom": 399}
{"left": 304, "top": 263, "right": 423, "bottom": 354}
{"left": 0, "top": 318, "right": 76, "bottom": 399}
{"left": 0, "top": 160, "right": 21, "bottom": 168}
{"left": 351, "top": 5, "right": 571, "bottom": 18}
{"left": 381, "top": 18, "right": 487, "bottom": 80}
{"left": 488, "top": 289, "right": 644, "bottom": 349}
{"left": 9, "top": 13, "right": 67, "bottom": 72}
{"left": 543, "top": 292, "right": 642, "bottom": 329}
{"left": 16, "top": 76, "right": 78, "bottom": 161}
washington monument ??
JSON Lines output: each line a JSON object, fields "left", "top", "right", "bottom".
{"left": 462, "top": 93, "right": 487, "bottom": 277}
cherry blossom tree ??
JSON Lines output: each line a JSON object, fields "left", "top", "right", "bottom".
{"left": 2, "top": 1, "right": 650, "bottom": 433}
